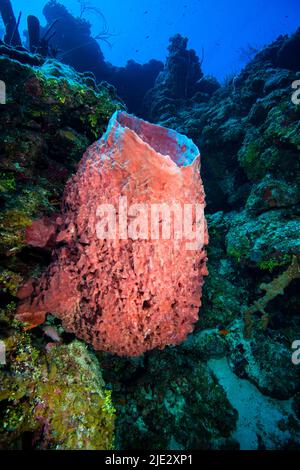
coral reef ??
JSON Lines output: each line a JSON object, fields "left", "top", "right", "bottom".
{"left": 41, "top": 1, "right": 164, "bottom": 114}
{"left": 0, "top": 0, "right": 21, "bottom": 47}
{"left": 1, "top": 18, "right": 300, "bottom": 450}
{"left": 143, "top": 34, "right": 220, "bottom": 122}
{"left": 102, "top": 29, "right": 299, "bottom": 449}
{"left": 17, "top": 111, "right": 208, "bottom": 357}
{"left": 244, "top": 256, "right": 300, "bottom": 336}
{"left": 145, "top": 32, "right": 300, "bottom": 213}
{"left": 0, "top": 48, "right": 123, "bottom": 449}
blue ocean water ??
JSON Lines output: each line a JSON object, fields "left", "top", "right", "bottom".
{"left": 6, "top": 0, "right": 300, "bottom": 80}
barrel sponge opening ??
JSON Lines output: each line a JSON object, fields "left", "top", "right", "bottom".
{"left": 114, "top": 111, "right": 199, "bottom": 167}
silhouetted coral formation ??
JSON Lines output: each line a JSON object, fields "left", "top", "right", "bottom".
{"left": 0, "top": 0, "right": 22, "bottom": 47}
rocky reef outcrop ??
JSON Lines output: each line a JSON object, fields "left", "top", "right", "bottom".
{"left": 123, "top": 29, "right": 299, "bottom": 449}
{"left": 0, "top": 49, "right": 123, "bottom": 449}
{"left": 17, "top": 111, "right": 208, "bottom": 356}
{"left": 0, "top": 335, "right": 115, "bottom": 449}
{"left": 143, "top": 34, "right": 220, "bottom": 122}
{"left": 0, "top": 24, "right": 300, "bottom": 450}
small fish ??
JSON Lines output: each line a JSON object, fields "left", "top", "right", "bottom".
{"left": 42, "top": 325, "right": 62, "bottom": 343}
{"left": 146, "top": 35, "right": 150, "bottom": 39}
{"left": 144, "top": 10, "right": 148, "bottom": 14}
{"left": 219, "top": 329, "right": 230, "bottom": 337}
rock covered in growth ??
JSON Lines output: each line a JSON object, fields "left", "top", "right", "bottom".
{"left": 226, "top": 320, "right": 300, "bottom": 400}
{"left": 40, "top": 1, "right": 163, "bottom": 115}
{"left": 0, "top": 54, "right": 124, "bottom": 256}
{"left": 0, "top": 333, "right": 115, "bottom": 450}
{"left": 259, "top": 27, "right": 300, "bottom": 71}
{"left": 17, "top": 111, "right": 208, "bottom": 356}
{"left": 41, "top": 0, "right": 107, "bottom": 76}
{"left": 159, "top": 34, "right": 204, "bottom": 99}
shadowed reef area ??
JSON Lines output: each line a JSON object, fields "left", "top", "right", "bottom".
{"left": 0, "top": 0, "right": 300, "bottom": 450}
